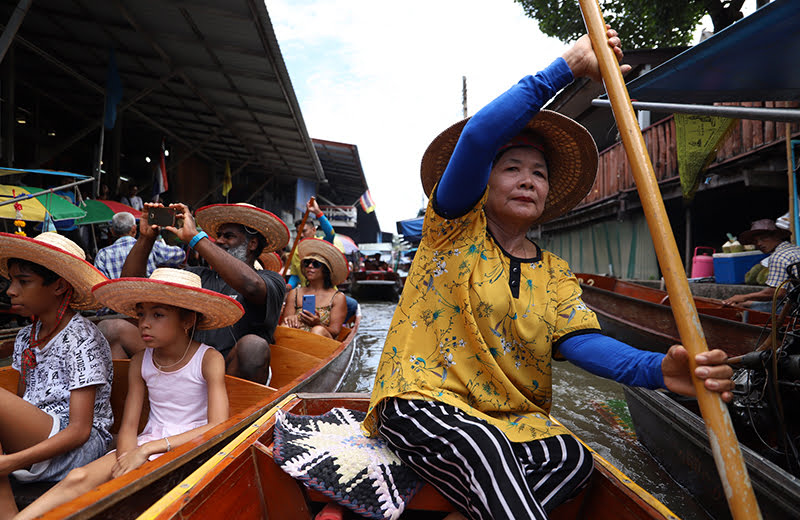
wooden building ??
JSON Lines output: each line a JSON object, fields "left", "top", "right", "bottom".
{"left": 538, "top": 2, "right": 800, "bottom": 280}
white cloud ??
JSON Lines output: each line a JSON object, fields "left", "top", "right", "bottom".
{"left": 269, "top": 0, "right": 570, "bottom": 231}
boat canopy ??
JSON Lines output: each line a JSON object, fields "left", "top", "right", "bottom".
{"left": 619, "top": 0, "right": 800, "bottom": 105}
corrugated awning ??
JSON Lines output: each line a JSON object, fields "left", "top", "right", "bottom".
{"left": 624, "top": 0, "right": 800, "bottom": 104}
{"left": 313, "top": 139, "right": 368, "bottom": 206}
{"left": 2, "top": 0, "right": 323, "bottom": 182}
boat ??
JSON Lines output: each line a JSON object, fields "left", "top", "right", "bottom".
{"left": 138, "top": 393, "right": 680, "bottom": 520}
{"left": 624, "top": 386, "right": 800, "bottom": 520}
{"left": 349, "top": 269, "right": 401, "bottom": 301}
{"left": 8, "top": 325, "right": 357, "bottom": 519}
{"left": 575, "top": 273, "right": 783, "bottom": 357}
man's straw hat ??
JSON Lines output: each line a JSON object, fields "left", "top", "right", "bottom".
{"left": 297, "top": 238, "right": 349, "bottom": 286}
{"left": 92, "top": 268, "right": 244, "bottom": 330}
{"left": 195, "top": 203, "right": 289, "bottom": 253}
{"left": 739, "top": 219, "right": 792, "bottom": 245}
{"left": 420, "top": 110, "right": 598, "bottom": 224}
{"left": 257, "top": 251, "right": 283, "bottom": 272}
{"left": 0, "top": 232, "right": 106, "bottom": 310}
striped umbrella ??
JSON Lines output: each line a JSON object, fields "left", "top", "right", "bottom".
{"left": 0, "top": 184, "right": 86, "bottom": 222}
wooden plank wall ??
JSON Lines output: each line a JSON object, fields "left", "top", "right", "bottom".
{"left": 578, "top": 102, "right": 800, "bottom": 209}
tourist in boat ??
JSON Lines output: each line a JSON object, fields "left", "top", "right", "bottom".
{"left": 101, "top": 202, "right": 287, "bottom": 385}
{"left": 287, "top": 198, "right": 346, "bottom": 290}
{"left": 281, "top": 238, "right": 348, "bottom": 339}
{"left": 361, "top": 28, "right": 735, "bottom": 520}
{"left": 722, "top": 218, "right": 800, "bottom": 311}
{"left": 94, "top": 212, "right": 186, "bottom": 279}
{"left": 0, "top": 232, "right": 112, "bottom": 518}
{"left": 15, "top": 267, "right": 242, "bottom": 520}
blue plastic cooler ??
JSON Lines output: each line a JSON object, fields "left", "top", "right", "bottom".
{"left": 712, "top": 251, "right": 767, "bottom": 284}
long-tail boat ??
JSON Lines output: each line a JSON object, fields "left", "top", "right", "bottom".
{"left": 138, "top": 393, "right": 680, "bottom": 520}
{"left": 575, "top": 273, "right": 782, "bottom": 356}
{"left": 624, "top": 387, "right": 800, "bottom": 520}
{"left": 7, "top": 325, "right": 357, "bottom": 519}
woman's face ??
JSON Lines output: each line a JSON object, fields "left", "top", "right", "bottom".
{"left": 302, "top": 258, "right": 324, "bottom": 282}
{"left": 486, "top": 147, "right": 549, "bottom": 226}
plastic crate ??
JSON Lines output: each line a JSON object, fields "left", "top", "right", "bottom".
{"left": 712, "top": 251, "right": 767, "bottom": 284}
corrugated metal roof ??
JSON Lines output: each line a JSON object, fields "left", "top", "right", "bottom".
{"left": 1, "top": 0, "right": 324, "bottom": 182}
{"left": 313, "top": 138, "right": 369, "bottom": 206}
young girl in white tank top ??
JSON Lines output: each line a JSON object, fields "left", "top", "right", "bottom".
{"left": 16, "top": 269, "right": 244, "bottom": 519}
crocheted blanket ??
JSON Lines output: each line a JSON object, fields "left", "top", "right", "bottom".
{"left": 273, "top": 408, "right": 421, "bottom": 520}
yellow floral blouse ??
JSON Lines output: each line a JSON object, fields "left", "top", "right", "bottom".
{"left": 362, "top": 190, "right": 600, "bottom": 442}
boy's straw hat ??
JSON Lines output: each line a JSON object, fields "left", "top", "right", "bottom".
{"left": 257, "top": 251, "right": 283, "bottom": 272}
{"left": 92, "top": 268, "right": 244, "bottom": 330}
{"left": 420, "top": 110, "right": 598, "bottom": 224}
{"left": 298, "top": 238, "right": 349, "bottom": 286}
{"left": 0, "top": 232, "right": 106, "bottom": 310}
{"left": 195, "top": 203, "right": 289, "bottom": 253}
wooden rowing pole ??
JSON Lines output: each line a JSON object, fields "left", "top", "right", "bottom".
{"left": 576, "top": 1, "right": 762, "bottom": 518}
{"left": 281, "top": 198, "right": 313, "bottom": 276}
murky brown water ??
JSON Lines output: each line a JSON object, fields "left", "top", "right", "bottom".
{"left": 340, "top": 301, "right": 712, "bottom": 519}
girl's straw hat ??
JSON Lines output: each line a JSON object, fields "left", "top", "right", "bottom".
{"left": 195, "top": 203, "right": 289, "bottom": 253}
{"left": 92, "top": 268, "right": 244, "bottom": 330}
{"left": 420, "top": 110, "right": 598, "bottom": 224}
{"left": 297, "top": 238, "right": 349, "bottom": 286}
{"left": 257, "top": 251, "right": 283, "bottom": 272}
{"left": 0, "top": 232, "right": 107, "bottom": 310}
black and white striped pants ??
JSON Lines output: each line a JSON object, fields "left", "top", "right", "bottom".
{"left": 377, "top": 398, "right": 593, "bottom": 520}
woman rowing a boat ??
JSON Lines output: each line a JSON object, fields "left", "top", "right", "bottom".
{"left": 362, "top": 28, "right": 735, "bottom": 520}
{"left": 17, "top": 269, "right": 242, "bottom": 519}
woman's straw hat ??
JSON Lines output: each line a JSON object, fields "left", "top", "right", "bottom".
{"left": 297, "top": 238, "right": 349, "bottom": 286}
{"left": 92, "top": 268, "right": 244, "bottom": 330}
{"left": 420, "top": 110, "right": 598, "bottom": 224}
{"left": 257, "top": 251, "right": 283, "bottom": 272}
{"left": 195, "top": 203, "right": 290, "bottom": 253}
{"left": 0, "top": 232, "right": 107, "bottom": 310}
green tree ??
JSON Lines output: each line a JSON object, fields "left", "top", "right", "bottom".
{"left": 514, "top": 0, "right": 756, "bottom": 48}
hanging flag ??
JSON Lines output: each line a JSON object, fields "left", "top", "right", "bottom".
{"left": 222, "top": 161, "right": 233, "bottom": 197}
{"left": 152, "top": 138, "right": 168, "bottom": 201}
{"left": 359, "top": 190, "right": 376, "bottom": 213}
{"left": 675, "top": 113, "right": 738, "bottom": 202}
{"left": 104, "top": 49, "right": 123, "bottom": 130}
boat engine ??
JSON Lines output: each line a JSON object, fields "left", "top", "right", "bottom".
{"left": 728, "top": 261, "right": 800, "bottom": 475}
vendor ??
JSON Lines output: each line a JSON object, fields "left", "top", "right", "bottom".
{"left": 722, "top": 219, "right": 800, "bottom": 310}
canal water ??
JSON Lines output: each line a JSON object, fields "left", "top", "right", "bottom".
{"left": 339, "top": 301, "right": 712, "bottom": 519}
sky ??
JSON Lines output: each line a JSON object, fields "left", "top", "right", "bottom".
{"left": 268, "top": 0, "right": 755, "bottom": 234}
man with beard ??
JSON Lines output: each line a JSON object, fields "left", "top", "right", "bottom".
{"left": 106, "top": 202, "right": 288, "bottom": 384}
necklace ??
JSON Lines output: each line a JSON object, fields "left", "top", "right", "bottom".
{"left": 152, "top": 334, "right": 193, "bottom": 372}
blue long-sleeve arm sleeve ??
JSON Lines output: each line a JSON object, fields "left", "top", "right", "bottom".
{"left": 556, "top": 333, "right": 665, "bottom": 389}
{"left": 287, "top": 275, "right": 300, "bottom": 289}
{"left": 435, "top": 58, "right": 575, "bottom": 218}
{"left": 317, "top": 214, "right": 335, "bottom": 243}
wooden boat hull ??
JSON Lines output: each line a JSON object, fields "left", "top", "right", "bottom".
{"left": 624, "top": 386, "right": 800, "bottom": 520}
{"left": 9, "top": 326, "right": 355, "bottom": 519}
{"left": 576, "top": 273, "right": 773, "bottom": 356}
{"left": 140, "top": 393, "right": 679, "bottom": 520}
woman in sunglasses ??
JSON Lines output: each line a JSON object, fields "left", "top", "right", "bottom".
{"left": 281, "top": 238, "right": 349, "bottom": 338}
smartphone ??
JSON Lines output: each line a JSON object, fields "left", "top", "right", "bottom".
{"left": 302, "top": 294, "right": 316, "bottom": 314}
{"left": 147, "top": 207, "right": 175, "bottom": 228}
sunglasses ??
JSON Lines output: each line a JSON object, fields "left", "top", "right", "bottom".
{"left": 302, "top": 259, "right": 324, "bottom": 269}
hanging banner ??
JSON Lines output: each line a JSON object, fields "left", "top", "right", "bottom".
{"left": 675, "top": 113, "right": 738, "bottom": 201}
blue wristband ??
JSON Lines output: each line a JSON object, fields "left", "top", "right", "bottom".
{"left": 188, "top": 231, "right": 208, "bottom": 249}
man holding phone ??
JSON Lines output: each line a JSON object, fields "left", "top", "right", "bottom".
{"left": 94, "top": 212, "right": 185, "bottom": 280}
{"left": 111, "top": 202, "right": 288, "bottom": 385}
